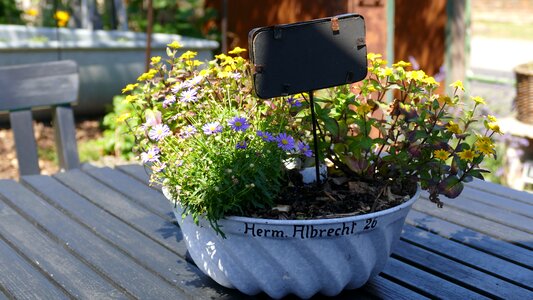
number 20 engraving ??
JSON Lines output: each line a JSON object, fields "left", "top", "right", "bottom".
{"left": 364, "top": 218, "right": 378, "bottom": 230}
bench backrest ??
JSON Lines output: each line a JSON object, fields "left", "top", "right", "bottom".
{"left": 0, "top": 60, "right": 80, "bottom": 176}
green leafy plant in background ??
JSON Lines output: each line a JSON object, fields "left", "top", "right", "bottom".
{"left": 0, "top": 0, "right": 23, "bottom": 24}
{"left": 99, "top": 96, "right": 137, "bottom": 160}
{"left": 127, "top": 0, "right": 219, "bottom": 40}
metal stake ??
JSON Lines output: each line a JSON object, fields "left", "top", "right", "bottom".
{"left": 308, "top": 90, "right": 321, "bottom": 186}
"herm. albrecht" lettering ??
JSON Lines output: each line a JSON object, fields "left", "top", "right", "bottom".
{"left": 243, "top": 222, "right": 358, "bottom": 239}
{"left": 292, "top": 222, "right": 357, "bottom": 239}
{"left": 243, "top": 223, "right": 286, "bottom": 237}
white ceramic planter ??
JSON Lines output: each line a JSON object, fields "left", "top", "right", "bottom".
{"left": 165, "top": 187, "right": 420, "bottom": 299}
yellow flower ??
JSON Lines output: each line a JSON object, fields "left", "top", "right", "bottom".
{"left": 367, "top": 53, "right": 382, "bottom": 61}
{"left": 424, "top": 76, "right": 439, "bottom": 86}
{"left": 406, "top": 70, "right": 426, "bottom": 82}
{"left": 151, "top": 56, "right": 161, "bottom": 64}
{"left": 185, "top": 60, "right": 204, "bottom": 67}
{"left": 215, "top": 54, "right": 235, "bottom": 67}
{"left": 228, "top": 47, "right": 247, "bottom": 54}
{"left": 366, "top": 85, "right": 377, "bottom": 93}
{"left": 137, "top": 69, "right": 158, "bottom": 81}
{"left": 54, "top": 10, "right": 70, "bottom": 27}
{"left": 122, "top": 95, "right": 136, "bottom": 103}
{"left": 167, "top": 41, "right": 182, "bottom": 49}
{"left": 439, "top": 95, "right": 455, "bottom": 106}
{"left": 475, "top": 138, "right": 495, "bottom": 156}
{"left": 487, "top": 122, "right": 502, "bottom": 134}
{"left": 457, "top": 149, "right": 479, "bottom": 162}
{"left": 26, "top": 8, "right": 38, "bottom": 16}
{"left": 199, "top": 69, "right": 210, "bottom": 76}
{"left": 487, "top": 115, "right": 498, "bottom": 123}
{"left": 179, "top": 51, "right": 197, "bottom": 60}
{"left": 392, "top": 60, "right": 411, "bottom": 68}
{"left": 217, "top": 71, "right": 232, "bottom": 79}
{"left": 471, "top": 96, "right": 486, "bottom": 105}
{"left": 116, "top": 113, "right": 131, "bottom": 123}
{"left": 450, "top": 80, "right": 465, "bottom": 91}
{"left": 380, "top": 67, "right": 394, "bottom": 77}
{"left": 475, "top": 136, "right": 492, "bottom": 146}
{"left": 356, "top": 103, "right": 372, "bottom": 116}
{"left": 434, "top": 149, "right": 449, "bottom": 161}
{"left": 121, "top": 83, "right": 138, "bottom": 93}
{"left": 446, "top": 121, "right": 463, "bottom": 134}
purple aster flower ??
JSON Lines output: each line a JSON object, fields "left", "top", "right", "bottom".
{"left": 171, "top": 83, "right": 183, "bottom": 94}
{"left": 257, "top": 130, "right": 275, "bottom": 142}
{"left": 228, "top": 116, "right": 250, "bottom": 132}
{"left": 202, "top": 122, "right": 223, "bottom": 135}
{"left": 297, "top": 141, "right": 313, "bottom": 157}
{"left": 144, "top": 110, "right": 162, "bottom": 128}
{"left": 141, "top": 146, "right": 160, "bottom": 163}
{"left": 179, "top": 125, "right": 197, "bottom": 139}
{"left": 148, "top": 124, "right": 171, "bottom": 141}
{"left": 163, "top": 95, "right": 176, "bottom": 108}
{"left": 231, "top": 72, "right": 242, "bottom": 80}
{"left": 287, "top": 96, "right": 302, "bottom": 108}
{"left": 276, "top": 133, "right": 295, "bottom": 151}
{"left": 179, "top": 88, "right": 198, "bottom": 103}
{"left": 236, "top": 140, "right": 248, "bottom": 149}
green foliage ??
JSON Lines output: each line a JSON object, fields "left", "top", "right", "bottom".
{"left": 100, "top": 96, "right": 137, "bottom": 160}
{"left": 121, "top": 47, "right": 500, "bottom": 234}
{"left": 302, "top": 54, "right": 500, "bottom": 206}
{"left": 0, "top": 0, "right": 23, "bottom": 24}
{"left": 121, "top": 46, "right": 307, "bottom": 234}
{"left": 127, "top": 0, "right": 219, "bottom": 40}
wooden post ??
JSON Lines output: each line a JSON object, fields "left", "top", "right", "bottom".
{"left": 145, "top": 0, "right": 153, "bottom": 72}
{"left": 445, "top": 0, "right": 469, "bottom": 92}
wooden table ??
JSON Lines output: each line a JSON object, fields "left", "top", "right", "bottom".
{"left": 0, "top": 164, "right": 531, "bottom": 299}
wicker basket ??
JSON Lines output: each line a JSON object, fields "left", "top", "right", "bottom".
{"left": 515, "top": 62, "right": 533, "bottom": 124}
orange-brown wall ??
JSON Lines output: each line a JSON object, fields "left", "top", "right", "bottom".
{"left": 206, "top": 0, "right": 388, "bottom": 56}
{"left": 206, "top": 0, "right": 448, "bottom": 81}
{"left": 394, "top": 0, "right": 446, "bottom": 77}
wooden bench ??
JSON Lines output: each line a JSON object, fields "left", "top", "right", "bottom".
{"left": 0, "top": 60, "right": 80, "bottom": 176}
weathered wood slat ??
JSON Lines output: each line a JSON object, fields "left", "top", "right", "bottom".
{"left": 0, "top": 180, "right": 187, "bottom": 299}
{"left": 441, "top": 195, "right": 533, "bottom": 233}
{"left": 361, "top": 276, "right": 429, "bottom": 300}
{"left": 116, "top": 164, "right": 150, "bottom": 183}
{"left": 401, "top": 225, "right": 533, "bottom": 288}
{"left": 381, "top": 258, "right": 489, "bottom": 299}
{"left": 21, "top": 175, "right": 243, "bottom": 300}
{"left": 52, "top": 105, "right": 80, "bottom": 170}
{"left": 467, "top": 179, "right": 533, "bottom": 204}
{"left": 456, "top": 187, "right": 533, "bottom": 218}
{"left": 0, "top": 60, "right": 78, "bottom": 111}
{"left": 115, "top": 163, "right": 163, "bottom": 190}
{"left": 393, "top": 241, "right": 532, "bottom": 299}
{"left": 83, "top": 166, "right": 170, "bottom": 219}
{"left": 0, "top": 187, "right": 126, "bottom": 299}
{"left": 393, "top": 240, "right": 532, "bottom": 298}
{"left": 0, "top": 234, "right": 69, "bottom": 300}
{"left": 414, "top": 197, "right": 533, "bottom": 249}
{"left": 9, "top": 110, "right": 40, "bottom": 176}
{"left": 407, "top": 210, "right": 533, "bottom": 269}
{"left": 53, "top": 169, "right": 189, "bottom": 256}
